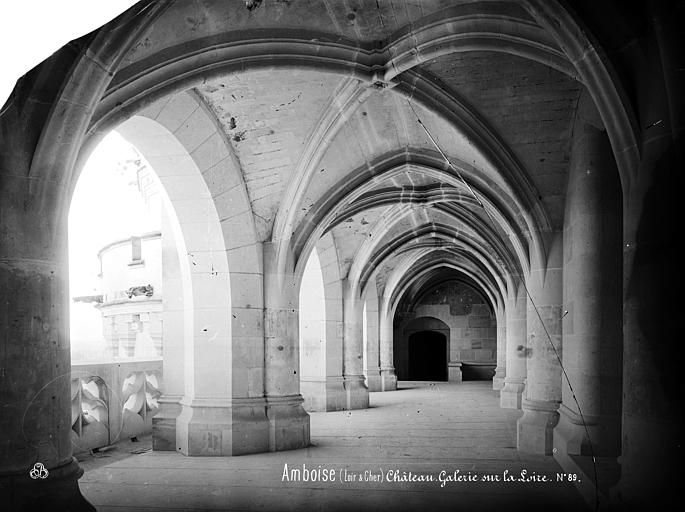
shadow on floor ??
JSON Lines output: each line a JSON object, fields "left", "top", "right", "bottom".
{"left": 77, "top": 433, "right": 153, "bottom": 474}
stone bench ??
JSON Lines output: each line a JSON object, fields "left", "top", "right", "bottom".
{"left": 448, "top": 361, "right": 496, "bottom": 382}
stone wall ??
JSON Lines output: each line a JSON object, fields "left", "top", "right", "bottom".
{"left": 394, "top": 281, "right": 496, "bottom": 381}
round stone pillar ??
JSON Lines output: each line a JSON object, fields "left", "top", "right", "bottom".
{"left": 554, "top": 99, "right": 622, "bottom": 460}
{"left": 517, "top": 234, "right": 563, "bottom": 454}
{"left": 0, "top": 187, "right": 93, "bottom": 509}
{"left": 500, "top": 283, "right": 527, "bottom": 409}
{"left": 610, "top": 16, "right": 682, "bottom": 500}
{"left": 173, "top": 232, "right": 239, "bottom": 456}
{"left": 342, "top": 280, "right": 369, "bottom": 409}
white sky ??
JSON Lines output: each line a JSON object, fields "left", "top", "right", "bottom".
{"left": 0, "top": 2, "right": 136, "bottom": 109}
{"left": 69, "top": 131, "right": 159, "bottom": 297}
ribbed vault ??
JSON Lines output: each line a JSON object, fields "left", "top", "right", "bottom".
{"left": 72, "top": 0, "right": 636, "bottom": 318}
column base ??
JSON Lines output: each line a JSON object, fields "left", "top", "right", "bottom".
{"left": 0, "top": 458, "right": 95, "bottom": 511}
{"left": 517, "top": 398, "right": 560, "bottom": 454}
{"left": 610, "top": 413, "right": 680, "bottom": 510}
{"left": 153, "top": 394, "right": 182, "bottom": 451}
{"left": 266, "top": 395, "right": 310, "bottom": 452}
{"left": 365, "top": 368, "right": 382, "bottom": 392}
{"left": 380, "top": 367, "right": 397, "bottom": 391}
{"left": 554, "top": 404, "right": 621, "bottom": 457}
{"left": 500, "top": 379, "right": 525, "bottom": 409}
{"left": 343, "top": 375, "right": 369, "bottom": 409}
{"left": 492, "top": 366, "right": 505, "bottom": 390}
{"left": 300, "top": 376, "right": 346, "bottom": 412}
{"left": 553, "top": 406, "right": 620, "bottom": 510}
{"left": 448, "top": 361, "right": 462, "bottom": 382}
{"left": 553, "top": 404, "right": 599, "bottom": 456}
{"left": 176, "top": 397, "right": 270, "bottom": 456}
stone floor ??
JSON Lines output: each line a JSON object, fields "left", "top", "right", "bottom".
{"left": 79, "top": 382, "right": 589, "bottom": 511}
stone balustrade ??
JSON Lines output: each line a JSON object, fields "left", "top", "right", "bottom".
{"left": 70, "top": 359, "right": 163, "bottom": 453}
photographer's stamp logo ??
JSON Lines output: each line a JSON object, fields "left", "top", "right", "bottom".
{"left": 29, "top": 462, "right": 49, "bottom": 480}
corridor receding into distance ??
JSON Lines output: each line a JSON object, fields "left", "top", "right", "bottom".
{"left": 0, "top": 1, "right": 681, "bottom": 511}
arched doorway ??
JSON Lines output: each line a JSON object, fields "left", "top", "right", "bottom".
{"left": 408, "top": 331, "right": 448, "bottom": 381}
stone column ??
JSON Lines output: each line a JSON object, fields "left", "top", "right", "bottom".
{"left": 174, "top": 236, "right": 240, "bottom": 456}
{"left": 298, "top": 271, "right": 346, "bottom": 412}
{"left": 612, "top": 5, "right": 682, "bottom": 501}
{"left": 554, "top": 97, "right": 622, "bottom": 459}
{"left": 342, "top": 279, "right": 369, "bottom": 409}
{"left": 364, "top": 296, "right": 382, "bottom": 392}
{"left": 153, "top": 207, "right": 185, "bottom": 451}
{"left": 263, "top": 243, "right": 310, "bottom": 451}
{"left": 379, "top": 311, "right": 398, "bottom": 391}
{"left": 174, "top": 305, "right": 234, "bottom": 455}
{"left": 302, "top": 243, "right": 347, "bottom": 412}
{"left": 500, "top": 282, "right": 527, "bottom": 409}
{"left": 0, "top": 193, "right": 93, "bottom": 508}
{"left": 615, "top": 179, "right": 680, "bottom": 507}
{"left": 226, "top": 241, "right": 271, "bottom": 455}
{"left": 517, "top": 234, "right": 563, "bottom": 454}
{"left": 174, "top": 212, "right": 272, "bottom": 456}
{"left": 492, "top": 305, "right": 506, "bottom": 391}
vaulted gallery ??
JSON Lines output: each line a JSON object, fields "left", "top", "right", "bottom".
{"left": 0, "top": 1, "right": 681, "bottom": 511}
